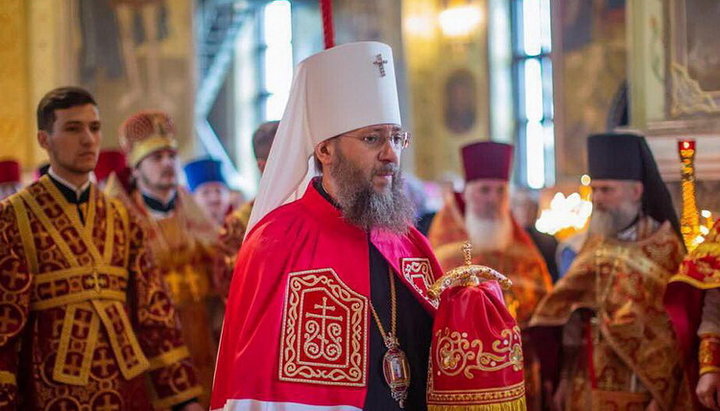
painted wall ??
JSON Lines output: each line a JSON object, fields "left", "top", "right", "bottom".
{"left": 403, "top": 0, "right": 490, "bottom": 182}
{"left": 553, "top": 0, "right": 627, "bottom": 182}
{"left": 0, "top": 0, "right": 198, "bottom": 175}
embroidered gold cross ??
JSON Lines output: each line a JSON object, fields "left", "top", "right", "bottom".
{"left": 96, "top": 393, "right": 121, "bottom": 411}
{"left": 0, "top": 306, "right": 19, "bottom": 333}
{"left": 306, "top": 297, "right": 342, "bottom": 345}
{"left": 94, "top": 348, "right": 115, "bottom": 376}
{"left": 373, "top": 54, "right": 388, "bottom": 77}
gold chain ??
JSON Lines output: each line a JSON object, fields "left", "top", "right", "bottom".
{"left": 369, "top": 268, "right": 398, "bottom": 339}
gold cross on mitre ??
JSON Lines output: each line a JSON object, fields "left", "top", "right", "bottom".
{"left": 373, "top": 53, "right": 388, "bottom": 77}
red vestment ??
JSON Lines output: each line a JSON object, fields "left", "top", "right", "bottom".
{"left": 211, "top": 184, "right": 525, "bottom": 410}
{"left": 0, "top": 176, "right": 201, "bottom": 410}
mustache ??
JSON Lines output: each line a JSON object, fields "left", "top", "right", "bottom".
{"left": 373, "top": 163, "right": 398, "bottom": 175}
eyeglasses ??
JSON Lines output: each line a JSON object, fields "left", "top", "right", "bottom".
{"left": 341, "top": 130, "right": 411, "bottom": 150}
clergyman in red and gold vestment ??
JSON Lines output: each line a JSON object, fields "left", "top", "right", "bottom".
{"left": 666, "top": 218, "right": 720, "bottom": 410}
{"left": 211, "top": 41, "right": 526, "bottom": 411}
{"left": 111, "top": 110, "right": 220, "bottom": 407}
{"left": 530, "top": 133, "right": 693, "bottom": 411}
{"left": 428, "top": 141, "right": 552, "bottom": 410}
{"left": 0, "top": 87, "right": 202, "bottom": 410}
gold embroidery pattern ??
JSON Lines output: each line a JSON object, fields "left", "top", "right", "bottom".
{"left": 401, "top": 258, "right": 438, "bottom": 308}
{"left": 435, "top": 326, "right": 523, "bottom": 378}
{"left": 427, "top": 358, "right": 526, "bottom": 406}
{"left": 53, "top": 302, "right": 100, "bottom": 385}
{"left": 700, "top": 334, "right": 720, "bottom": 375}
{"left": 0, "top": 179, "right": 200, "bottom": 408}
{"left": 279, "top": 268, "right": 368, "bottom": 386}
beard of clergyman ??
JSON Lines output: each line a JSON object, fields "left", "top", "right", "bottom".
{"left": 328, "top": 150, "right": 415, "bottom": 234}
{"left": 588, "top": 199, "right": 642, "bottom": 237}
{"left": 465, "top": 211, "right": 513, "bottom": 252}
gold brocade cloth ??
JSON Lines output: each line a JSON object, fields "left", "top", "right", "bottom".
{"left": 530, "top": 221, "right": 692, "bottom": 410}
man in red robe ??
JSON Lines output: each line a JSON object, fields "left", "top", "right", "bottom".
{"left": 0, "top": 86, "right": 202, "bottom": 410}
{"left": 666, "top": 219, "right": 720, "bottom": 410}
{"left": 211, "top": 42, "right": 526, "bottom": 411}
{"left": 428, "top": 141, "right": 552, "bottom": 409}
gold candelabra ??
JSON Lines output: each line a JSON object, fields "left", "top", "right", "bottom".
{"left": 678, "top": 139, "right": 700, "bottom": 251}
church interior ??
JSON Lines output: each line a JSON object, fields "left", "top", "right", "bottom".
{"left": 2, "top": 0, "right": 720, "bottom": 254}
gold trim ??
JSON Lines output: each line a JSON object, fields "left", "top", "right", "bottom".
{"left": 0, "top": 371, "right": 16, "bottom": 386}
{"left": 31, "top": 289, "right": 126, "bottom": 311}
{"left": 103, "top": 194, "right": 115, "bottom": 262}
{"left": 129, "top": 136, "right": 178, "bottom": 166}
{"left": 19, "top": 188, "right": 79, "bottom": 266}
{"left": 53, "top": 302, "right": 99, "bottom": 385}
{"left": 434, "top": 326, "right": 524, "bottom": 378}
{"left": 669, "top": 273, "right": 720, "bottom": 290}
{"left": 109, "top": 198, "right": 131, "bottom": 269}
{"left": 147, "top": 346, "right": 191, "bottom": 371}
{"left": 93, "top": 300, "right": 149, "bottom": 380}
{"left": 278, "top": 268, "right": 368, "bottom": 387}
{"left": 32, "top": 265, "right": 128, "bottom": 284}
{"left": 428, "top": 380, "right": 526, "bottom": 405}
{"left": 40, "top": 177, "right": 104, "bottom": 263}
{"left": 428, "top": 396, "right": 526, "bottom": 411}
{"left": 401, "top": 258, "right": 438, "bottom": 309}
{"left": 701, "top": 366, "right": 720, "bottom": 375}
{"left": 9, "top": 194, "right": 38, "bottom": 274}
{"left": 152, "top": 385, "right": 204, "bottom": 410}
{"left": 83, "top": 184, "right": 97, "bottom": 239}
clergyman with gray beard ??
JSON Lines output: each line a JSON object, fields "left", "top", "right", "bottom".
{"left": 530, "top": 133, "right": 689, "bottom": 411}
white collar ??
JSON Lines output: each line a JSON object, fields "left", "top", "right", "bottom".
{"left": 48, "top": 167, "right": 92, "bottom": 198}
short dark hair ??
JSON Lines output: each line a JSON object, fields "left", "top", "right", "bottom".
{"left": 37, "top": 87, "right": 97, "bottom": 132}
{"left": 252, "top": 121, "right": 280, "bottom": 160}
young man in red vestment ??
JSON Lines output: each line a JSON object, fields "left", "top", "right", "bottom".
{"left": 0, "top": 87, "right": 202, "bottom": 410}
{"left": 211, "top": 42, "right": 526, "bottom": 411}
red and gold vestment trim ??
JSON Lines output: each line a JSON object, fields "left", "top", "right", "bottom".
{"left": 401, "top": 258, "right": 438, "bottom": 309}
{"left": 699, "top": 333, "right": 720, "bottom": 375}
{"left": 532, "top": 221, "right": 692, "bottom": 410}
{"left": 0, "top": 176, "right": 201, "bottom": 409}
{"left": 279, "top": 268, "right": 368, "bottom": 387}
{"left": 12, "top": 181, "right": 151, "bottom": 385}
{"left": 433, "top": 326, "right": 523, "bottom": 378}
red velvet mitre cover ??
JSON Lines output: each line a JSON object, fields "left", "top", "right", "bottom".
{"left": 0, "top": 159, "right": 20, "bottom": 184}
{"left": 428, "top": 280, "right": 526, "bottom": 410}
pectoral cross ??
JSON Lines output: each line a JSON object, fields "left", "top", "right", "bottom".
{"left": 373, "top": 54, "right": 388, "bottom": 77}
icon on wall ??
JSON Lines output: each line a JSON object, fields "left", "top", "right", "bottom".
{"left": 444, "top": 69, "right": 477, "bottom": 134}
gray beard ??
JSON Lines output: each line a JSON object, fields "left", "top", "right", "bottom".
{"left": 588, "top": 204, "right": 640, "bottom": 238}
{"left": 464, "top": 212, "right": 513, "bottom": 252}
{"left": 328, "top": 153, "right": 415, "bottom": 235}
